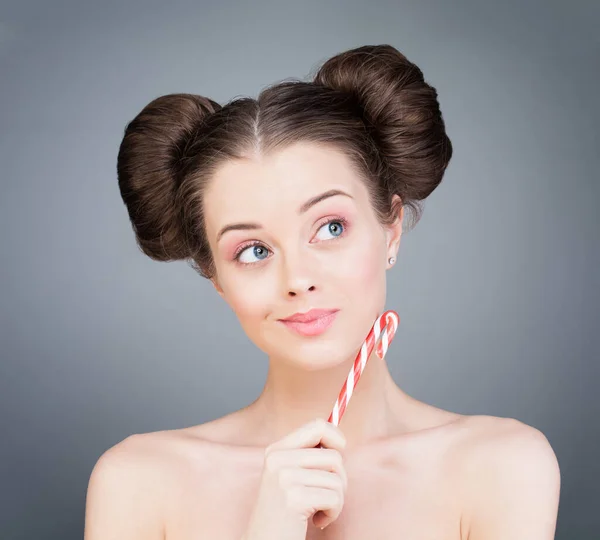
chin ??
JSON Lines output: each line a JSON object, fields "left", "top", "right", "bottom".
{"left": 280, "top": 341, "right": 354, "bottom": 371}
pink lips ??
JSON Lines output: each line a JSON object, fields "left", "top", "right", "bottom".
{"left": 278, "top": 309, "right": 339, "bottom": 337}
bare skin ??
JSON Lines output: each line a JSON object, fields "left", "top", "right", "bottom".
{"left": 160, "top": 400, "right": 469, "bottom": 540}
{"left": 85, "top": 142, "right": 560, "bottom": 539}
{"left": 85, "top": 397, "right": 559, "bottom": 539}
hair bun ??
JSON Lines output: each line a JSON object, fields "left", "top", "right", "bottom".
{"left": 117, "top": 93, "right": 220, "bottom": 261}
{"left": 314, "top": 44, "right": 453, "bottom": 225}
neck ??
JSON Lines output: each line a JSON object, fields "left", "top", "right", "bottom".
{"left": 246, "top": 348, "right": 410, "bottom": 451}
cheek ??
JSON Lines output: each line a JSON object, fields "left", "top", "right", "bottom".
{"left": 223, "top": 279, "right": 276, "bottom": 354}
{"left": 341, "top": 231, "right": 386, "bottom": 288}
{"left": 220, "top": 271, "right": 280, "bottom": 339}
{"left": 336, "top": 230, "right": 388, "bottom": 321}
{"left": 224, "top": 283, "right": 269, "bottom": 320}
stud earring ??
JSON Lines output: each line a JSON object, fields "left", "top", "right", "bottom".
{"left": 388, "top": 256, "right": 396, "bottom": 265}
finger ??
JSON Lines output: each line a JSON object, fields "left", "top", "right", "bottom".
{"left": 279, "top": 467, "right": 346, "bottom": 491}
{"left": 289, "top": 486, "right": 342, "bottom": 524}
{"left": 266, "top": 418, "right": 346, "bottom": 453}
{"left": 305, "top": 488, "right": 343, "bottom": 528}
{"left": 294, "top": 449, "right": 347, "bottom": 489}
{"left": 266, "top": 448, "right": 347, "bottom": 487}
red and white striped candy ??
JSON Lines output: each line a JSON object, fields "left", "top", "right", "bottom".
{"left": 328, "top": 309, "right": 399, "bottom": 426}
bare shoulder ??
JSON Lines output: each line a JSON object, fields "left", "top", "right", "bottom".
{"left": 458, "top": 414, "right": 560, "bottom": 468}
{"left": 89, "top": 429, "right": 191, "bottom": 482}
{"left": 84, "top": 428, "right": 213, "bottom": 540}
{"left": 457, "top": 415, "right": 561, "bottom": 539}
{"left": 84, "top": 432, "right": 166, "bottom": 539}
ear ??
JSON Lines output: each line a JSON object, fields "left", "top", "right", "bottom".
{"left": 385, "top": 194, "right": 403, "bottom": 260}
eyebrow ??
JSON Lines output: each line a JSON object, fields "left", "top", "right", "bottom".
{"left": 216, "top": 188, "right": 354, "bottom": 243}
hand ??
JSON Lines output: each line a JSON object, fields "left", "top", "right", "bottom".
{"left": 242, "top": 418, "right": 348, "bottom": 540}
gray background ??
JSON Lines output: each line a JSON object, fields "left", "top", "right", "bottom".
{"left": 1, "top": 1, "right": 598, "bottom": 538}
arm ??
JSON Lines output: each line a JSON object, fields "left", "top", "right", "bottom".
{"left": 84, "top": 435, "right": 165, "bottom": 540}
{"left": 464, "top": 418, "right": 561, "bottom": 540}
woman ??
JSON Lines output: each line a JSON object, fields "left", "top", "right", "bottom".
{"left": 84, "top": 44, "right": 560, "bottom": 539}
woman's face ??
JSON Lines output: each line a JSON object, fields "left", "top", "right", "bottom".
{"left": 203, "top": 142, "right": 402, "bottom": 369}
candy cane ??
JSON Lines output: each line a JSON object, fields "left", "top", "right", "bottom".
{"left": 328, "top": 309, "right": 399, "bottom": 426}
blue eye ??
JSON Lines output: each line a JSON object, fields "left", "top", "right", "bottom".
{"left": 315, "top": 219, "right": 345, "bottom": 240}
{"left": 237, "top": 244, "right": 269, "bottom": 264}
{"left": 233, "top": 216, "right": 349, "bottom": 266}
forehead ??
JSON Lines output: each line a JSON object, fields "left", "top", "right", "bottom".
{"left": 204, "top": 142, "right": 366, "bottom": 218}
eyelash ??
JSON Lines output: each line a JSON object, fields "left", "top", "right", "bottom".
{"left": 232, "top": 216, "right": 350, "bottom": 266}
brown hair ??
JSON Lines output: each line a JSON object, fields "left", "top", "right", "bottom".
{"left": 117, "top": 44, "right": 453, "bottom": 280}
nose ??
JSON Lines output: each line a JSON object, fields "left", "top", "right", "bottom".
{"left": 280, "top": 249, "right": 318, "bottom": 297}
{"left": 288, "top": 284, "right": 316, "bottom": 297}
